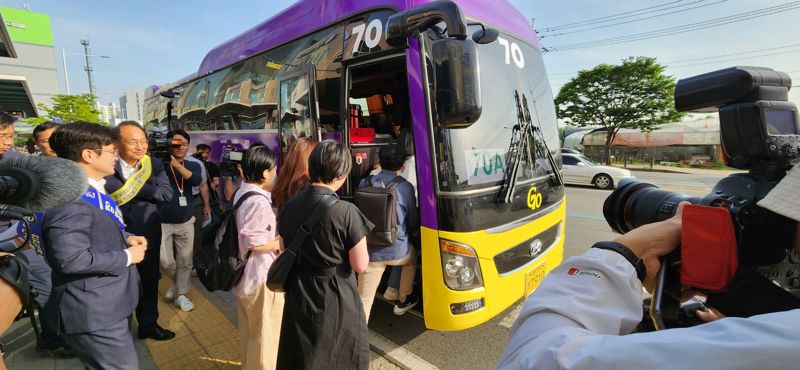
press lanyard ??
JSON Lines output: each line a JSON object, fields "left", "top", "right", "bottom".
{"left": 169, "top": 162, "right": 185, "bottom": 194}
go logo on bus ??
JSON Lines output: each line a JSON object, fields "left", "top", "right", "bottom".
{"left": 527, "top": 186, "right": 542, "bottom": 210}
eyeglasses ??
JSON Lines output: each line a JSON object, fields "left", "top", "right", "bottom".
{"left": 124, "top": 139, "right": 148, "bottom": 147}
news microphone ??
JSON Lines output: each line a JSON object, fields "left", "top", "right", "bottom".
{"left": 0, "top": 156, "right": 88, "bottom": 211}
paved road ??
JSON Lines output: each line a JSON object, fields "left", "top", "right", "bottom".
{"left": 370, "top": 169, "right": 735, "bottom": 370}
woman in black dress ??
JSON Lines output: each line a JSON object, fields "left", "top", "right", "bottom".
{"left": 276, "top": 140, "right": 372, "bottom": 369}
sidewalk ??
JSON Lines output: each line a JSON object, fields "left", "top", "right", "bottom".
{"left": 2, "top": 275, "right": 400, "bottom": 369}
{"left": 611, "top": 163, "right": 744, "bottom": 175}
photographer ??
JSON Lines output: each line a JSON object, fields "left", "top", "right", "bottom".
{"left": 496, "top": 179, "right": 800, "bottom": 369}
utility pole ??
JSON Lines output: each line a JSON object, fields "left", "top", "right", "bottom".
{"left": 81, "top": 39, "right": 96, "bottom": 97}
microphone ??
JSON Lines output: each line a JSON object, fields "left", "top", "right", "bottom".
{"left": 0, "top": 156, "right": 88, "bottom": 211}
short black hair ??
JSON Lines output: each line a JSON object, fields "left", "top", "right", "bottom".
{"left": 308, "top": 139, "right": 352, "bottom": 183}
{"left": 379, "top": 144, "right": 405, "bottom": 171}
{"left": 32, "top": 121, "right": 59, "bottom": 140}
{"left": 49, "top": 121, "right": 115, "bottom": 162}
{"left": 195, "top": 143, "right": 211, "bottom": 152}
{"left": 397, "top": 128, "right": 415, "bottom": 158}
{"left": 0, "top": 112, "right": 15, "bottom": 129}
{"left": 242, "top": 145, "right": 277, "bottom": 183}
{"left": 113, "top": 120, "right": 146, "bottom": 140}
{"left": 167, "top": 129, "right": 190, "bottom": 143}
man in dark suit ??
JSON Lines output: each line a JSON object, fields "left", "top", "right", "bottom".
{"left": 105, "top": 121, "right": 175, "bottom": 341}
{"left": 43, "top": 121, "right": 147, "bottom": 369}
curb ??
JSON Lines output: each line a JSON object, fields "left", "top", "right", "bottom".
{"left": 368, "top": 330, "right": 438, "bottom": 370}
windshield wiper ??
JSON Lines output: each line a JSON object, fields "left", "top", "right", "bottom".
{"left": 498, "top": 91, "right": 563, "bottom": 204}
{"left": 498, "top": 90, "right": 533, "bottom": 204}
{"left": 521, "top": 93, "right": 564, "bottom": 190}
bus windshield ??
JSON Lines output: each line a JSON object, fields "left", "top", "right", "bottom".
{"left": 432, "top": 29, "right": 560, "bottom": 193}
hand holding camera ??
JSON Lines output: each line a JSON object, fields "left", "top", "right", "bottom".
{"left": 615, "top": 201, "right": 689, "bottom": 292}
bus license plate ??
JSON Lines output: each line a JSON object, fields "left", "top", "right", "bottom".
{"left": 525, "top": 263, "right": 546, "bottom": 296}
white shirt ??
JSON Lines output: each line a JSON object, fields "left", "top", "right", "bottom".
{"left": 184, "top": 155, "right": 207, "bottom": 196}
{"left": 496, "top": 248, "right": 800, "bottom": 370}
{"left": 87, "top": 177, "right": 107, "bottom": 194}
{"left": 119, "top": 158, "right": 139, "bottom": 180}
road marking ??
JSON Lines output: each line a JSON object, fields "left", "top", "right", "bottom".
{"left": 498, "top": 303, "right": 523, "bottom": 329}
{"left": 369, "top": 330, "right": 439, "bottom": 370}
{"left": 566, "top": 212, "right": 606, "bottom": 221}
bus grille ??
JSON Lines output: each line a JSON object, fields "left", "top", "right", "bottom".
{"left": 493, "top": 222, "right": 560, "bottom": 275}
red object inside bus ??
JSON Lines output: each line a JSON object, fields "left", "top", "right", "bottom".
{"left": 349, "top": 127, "right": 375, "bottom": 143}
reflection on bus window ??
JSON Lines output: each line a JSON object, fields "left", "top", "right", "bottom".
{"left": 280, "top": 76, "right": 312, "bottom": 149}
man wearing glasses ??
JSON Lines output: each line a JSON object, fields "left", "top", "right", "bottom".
{"left": 42, "top": 121, "right": 147, "bottom": 369}
{"left": 159, "top": 129, "right": 202, "bottom": 312}
{"left": 105, "top": 121, "right": 176, "bottom": 340}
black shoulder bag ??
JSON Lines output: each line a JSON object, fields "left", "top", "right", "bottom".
{"left": 267, "top": 195, "right": 337, "bottom": 292}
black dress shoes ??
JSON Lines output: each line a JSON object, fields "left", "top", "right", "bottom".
{"left": 137, "top": 325, "right": 176, "bottom": 340}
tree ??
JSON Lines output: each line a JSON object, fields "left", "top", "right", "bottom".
{"left": 28, "top": 94, "right": 102, "bottom": 125}
{"left": 555, "top": 57, "right": 684, "bottom": 164}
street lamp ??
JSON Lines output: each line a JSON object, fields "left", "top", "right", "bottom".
{"left": 61, "top": 46, "right": 110, "bottom": 95}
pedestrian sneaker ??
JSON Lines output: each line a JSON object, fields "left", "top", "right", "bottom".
{"left": 164, "top": 286, "right": 176, "bottom": 301}
{"left": 175, "top": 295, "right": 195, "bottom": 312}
{"left": 383, "top": 287, "right": 399, "bottom": 301}
{"left": 393, "top": 294, "right": 418, "bottom": 315}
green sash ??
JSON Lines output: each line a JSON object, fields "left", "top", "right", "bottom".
{"left": 110, "top": 155, "right": 152, "bottom": 206}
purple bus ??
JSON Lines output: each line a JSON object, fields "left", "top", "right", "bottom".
{"left": 144, "top": 0, "right": 566, "bottom": 331}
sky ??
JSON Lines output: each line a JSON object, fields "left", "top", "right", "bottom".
{"left": 2, "top": 0, "right": 799, "bottom": 106}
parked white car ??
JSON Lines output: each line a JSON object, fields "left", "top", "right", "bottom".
{"left": 561, "top": 153, "right": 634, "bottom": 189}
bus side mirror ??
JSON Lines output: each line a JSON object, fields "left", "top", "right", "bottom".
{"left": 432, "top": 38, "right": 482, "bottom": 128}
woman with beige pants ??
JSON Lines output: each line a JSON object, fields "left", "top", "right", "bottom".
{"left": 233, "top": 146, "right": 283, "bottom": 370}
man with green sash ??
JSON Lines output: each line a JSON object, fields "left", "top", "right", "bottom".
{"left": 104, "top": 121, "right": 176, "bottom": 341}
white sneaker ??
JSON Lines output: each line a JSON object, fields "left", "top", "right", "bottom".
{"left": 175, "top": 295, "right": 195, "bottom": 312}
{"left": 164, "top": 286, "right": 175, "bottom": 301}
{"left": 383, "top": 287, "right": 399, "bottom": 301}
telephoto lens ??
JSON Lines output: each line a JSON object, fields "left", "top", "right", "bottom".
{"left": 603, "top": 178, "right": 701, "bottom": 234}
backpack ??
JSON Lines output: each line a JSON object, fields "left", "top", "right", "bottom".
{"left": 353, "top": 176, "right": 405, "bottom": 247}
{"left": 194, "top": 191, "right": 267, "bottom": 292}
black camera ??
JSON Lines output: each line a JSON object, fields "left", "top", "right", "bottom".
{"left": 604, "top": 67, "right": 800, "bottom": 324}
{"left": 219, "top": 144, "right": 245, "bottom": 177}
{"left": 605, "top": 67, "right": 798, "bottom": 261}
{"left": 148, "top": 131, "right": 182, "bottom": 163}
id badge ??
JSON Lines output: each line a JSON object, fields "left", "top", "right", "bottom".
{"left": 178, "top": 196, "right": 188, "bottom": 207}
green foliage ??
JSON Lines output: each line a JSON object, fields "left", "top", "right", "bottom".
{"left": 555, "top": 56, "right": 685, "bottom": 164}
{"left": 28, "top": 94, "right": 102, "bottom": 125}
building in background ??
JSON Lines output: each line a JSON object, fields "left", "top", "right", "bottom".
{"left": 97, "top": 101, "right": 122, "bottom": 125}
{"left": 119, "top": 86, "right": 143, "bottom": 122}
{"left": 0, "top": 6, "right": 58, "bottom": 119}
{"left": 580, "top": 118, "right": 722, "bottom": 165}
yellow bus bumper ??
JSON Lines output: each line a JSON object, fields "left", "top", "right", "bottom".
{"left": 421, "top": 197, "right": 566, "bottom": 331}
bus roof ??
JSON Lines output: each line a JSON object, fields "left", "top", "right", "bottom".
{"left": 196, "top": 0, "right": 538, "bottom": 78}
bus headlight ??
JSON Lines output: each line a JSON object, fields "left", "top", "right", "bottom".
{"left": 440, "top": 239, "right": 484, "bottom": 290}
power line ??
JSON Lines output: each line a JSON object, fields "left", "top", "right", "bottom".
{"left": 538, "top": 0, "right": 684, "bottom": 32}
{"left": 663, "top": 43, "right": 800, "bottom": 64}
{"left": 666, "top": 48, "right": 800, "bottom": 69}
{"left": 546, "top": 1, "right": 800, "bottom": 52}
{"left": 539, "top": 0, "right": 728, "bottom": 38}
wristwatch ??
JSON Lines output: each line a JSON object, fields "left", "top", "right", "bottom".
{"left": 592, "top": 241, "right": 646, "bottom": 282}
